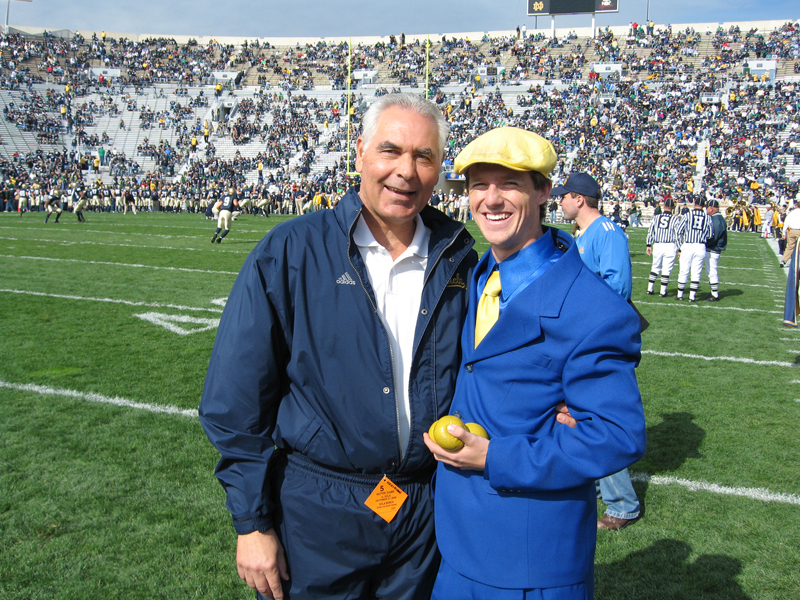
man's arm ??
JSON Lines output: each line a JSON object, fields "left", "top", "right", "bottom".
{"left": 424, "top": 406, "right": 577, "bottom": 472}
{"left": 200, "top": 249, "right": 287, "bottom": 532}
{"left": 483, "top": 306, "right": 646, "bottom": 492}
{"left": 597, "top": 231, "right": 633, "bottom": 300}
{"left": 199, "top": 248, "right": 290, "bottom": 591}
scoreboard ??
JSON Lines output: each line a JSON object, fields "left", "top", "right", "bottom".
{"left": 527, "top": 0, "right": 619, "bottom": 16}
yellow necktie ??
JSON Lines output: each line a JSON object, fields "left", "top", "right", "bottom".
{"left": 475, "top": 270, "right": 502, "bottom": 348}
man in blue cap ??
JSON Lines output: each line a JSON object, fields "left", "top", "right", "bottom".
{"left": 554, "top": 172, "right": 642, "bottom": 530}
{"left": 555, "top": 172, "right": 633, "bottom": 302}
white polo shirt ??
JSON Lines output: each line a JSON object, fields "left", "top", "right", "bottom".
{"left": 784, "top": 207, "right": 800, "bottom": 235}
{"left": 354, "top": 213, "right": 430, "bottom": 458}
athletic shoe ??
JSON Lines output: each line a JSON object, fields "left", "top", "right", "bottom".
{"left": 646, "top": 290, "right": 654, "bottom": 295}
{"left": 216, "top": 237, "right": 222, "bottom": 244}
{"left": 659, "top": 293, "right": 668, "bottom": 298}
{"left": 211, "top": 234, "right": 217, "bottom": 243}
{"left": 676, "top": 296, "right": 684, "bottom": 301}
{"left": 705, "top": 296, "right": 720, "bottom": 302}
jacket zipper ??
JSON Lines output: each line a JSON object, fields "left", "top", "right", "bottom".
{"left": 346, "top": 213, "right": 473, "bottom": 468}
{"left": 346, "top": 210, "right": 404, "bottom": 466}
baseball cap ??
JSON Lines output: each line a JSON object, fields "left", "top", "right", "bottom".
{"left": 705, "top": 199, "right": 719, "bottom": 208}
{"left": 550, "top": 173, "right": 601, "bottom": 198}
{"left": 663, "top": 198, "right": 675, "bottom": 209}
{"left": 454, "top": 127, "right": 557, "bottom": 176}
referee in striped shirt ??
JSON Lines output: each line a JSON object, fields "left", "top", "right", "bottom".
{"left": 646, "top": 198, "right": 681, "bottom": 297}
{"left": 675, "top": 196, "right": 715, "bottom": 302}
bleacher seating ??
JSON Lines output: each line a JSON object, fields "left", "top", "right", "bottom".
{"left": 0, "top": 19, "right": 797, "bottom": 218}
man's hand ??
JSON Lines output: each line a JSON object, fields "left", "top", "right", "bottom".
{"left": 236, "top": 529, "right": 289, "bottom": 599}
{"left": 423, "top": 424, "right": 488, "bottom": 471}
{"left": 555, "top": 401, "right": 577, "bottom": 428}
{"left": 646, "top": 246, "right": 652, "bottom": 256}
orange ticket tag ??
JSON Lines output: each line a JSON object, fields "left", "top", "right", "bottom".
{"left": 364, "top": 476, "right": 408, "bottom": 523}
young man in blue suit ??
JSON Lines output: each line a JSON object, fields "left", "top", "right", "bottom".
{"left": 424, "top": 127, "right": 646, "bottom": 599}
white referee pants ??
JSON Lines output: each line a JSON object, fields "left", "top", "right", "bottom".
{"left": 678, "top": 243, "right": 707, "bottom": 283}
{"left": 678, "top": 242, "right": 707, "bottom": 300}
{"left": 651, "top": 243, "right": 678, "bottom": 275}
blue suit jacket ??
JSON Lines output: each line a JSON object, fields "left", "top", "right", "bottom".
{"left": 434, "top": 232, "right": 646, "bottom": 590}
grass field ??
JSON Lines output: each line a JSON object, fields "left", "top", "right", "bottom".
{"left": 1, "top": 209, "right": 798, "bottom": 599}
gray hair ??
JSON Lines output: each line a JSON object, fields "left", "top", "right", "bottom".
{"left": 360, "top": 93, "right": 449, "bottom": 160}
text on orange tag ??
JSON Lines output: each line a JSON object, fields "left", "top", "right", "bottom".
{"left": 364, "top": 476, "right": 408, "bottom": 523}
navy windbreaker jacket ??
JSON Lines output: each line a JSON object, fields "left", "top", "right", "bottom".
{"left": 199, "top": 187, "right": 477, "bottom": 534}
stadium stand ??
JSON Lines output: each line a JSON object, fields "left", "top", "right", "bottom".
{"left": 0, "top": 19, "right": 798, "bottom": 221}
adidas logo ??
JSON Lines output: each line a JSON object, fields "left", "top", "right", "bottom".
{"left": 336, "top": 272, "right": 356, "bottom": 285}
{"left": 447, "top": 273, "right": 466, "bottom": 289}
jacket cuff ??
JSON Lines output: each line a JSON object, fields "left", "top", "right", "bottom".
{"left": 232, "top": 515, "right": 273, "bottom": 535}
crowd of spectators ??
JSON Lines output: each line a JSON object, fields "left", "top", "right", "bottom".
{"left": 0, "top": 21, "right": 798, "bottom": 217}
{"left": 1, "top": 20, "right": 798, "bottom": 92}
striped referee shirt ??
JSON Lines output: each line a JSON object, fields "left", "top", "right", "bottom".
{"left": 676, "top": 208, "right": 715, "bottom": 245}
{"left": 646, "top": 212, "right": 681, "bottom": 245}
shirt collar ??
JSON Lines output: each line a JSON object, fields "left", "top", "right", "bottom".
{"left": 353, "top": 213, "right": 429, "bottom": 259}
{"left": 486, "top": 228, "right": 558, "bottom": 300}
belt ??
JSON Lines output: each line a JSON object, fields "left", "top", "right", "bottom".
{"left": 285, "top": 452, "right": 433, "bottom": 486}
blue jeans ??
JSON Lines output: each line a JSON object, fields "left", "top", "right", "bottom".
{"left": 597, "top": 468, "right": 640, "bottom": 519}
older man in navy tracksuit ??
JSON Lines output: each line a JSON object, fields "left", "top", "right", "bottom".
{"left": 200, "top": 94, "right": 477, "bottom": 600}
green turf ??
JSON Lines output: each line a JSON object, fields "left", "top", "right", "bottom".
{"left": 1, "top": 211, "right": 798, "bottom": 599}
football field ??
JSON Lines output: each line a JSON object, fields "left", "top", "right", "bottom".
{"left": 1, "top": 211, "right": 798, "bottom": 599}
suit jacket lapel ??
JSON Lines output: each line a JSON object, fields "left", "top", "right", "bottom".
{"left": 467, "top": 243, "right": 583, "bottom": 361}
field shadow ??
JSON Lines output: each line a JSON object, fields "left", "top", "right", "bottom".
{"left": 717, "top": 289, "right": 744, "bottom": 300}
{"left": 634, "top": 413, "right": 705, "bottom": 515}
{"left": 596, "top": 539, "right": 752, "bottom": 600}
{"left": 645, "top": 412, "right": 704, "bottom": 472}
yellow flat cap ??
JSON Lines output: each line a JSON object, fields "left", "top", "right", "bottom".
{"left": 454, "top": 126, "right": 557, "bottom": 176}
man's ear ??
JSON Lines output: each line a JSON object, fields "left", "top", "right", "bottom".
{"left": 354, "top": 137, "right": 364, "bottom": 173}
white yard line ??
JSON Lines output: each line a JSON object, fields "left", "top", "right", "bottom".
{"left": 642, "top": 350, "right": 797, "bottom": 368}
{"left": 0, "top": 254, "right": 238, "bottom": 275}
{"left": 1, "top": 225, "right": 217, "bottom": 241}
{"left": 636, "top": 301, "right": 781, "bottom": 314}
{"left": 0, "top": 288, "right": 223, "bottom": 313}
{"left": 0, "top": 379, "right": 198, "bottom": 417}
{"left": 629, "top": 472, "right": 800, "bottom": 506}
{"left": 2, "top": 376, "right": 796, "bottom": 505}
{"left": 0, "top": 235, "right": 251, "bottom": 254}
